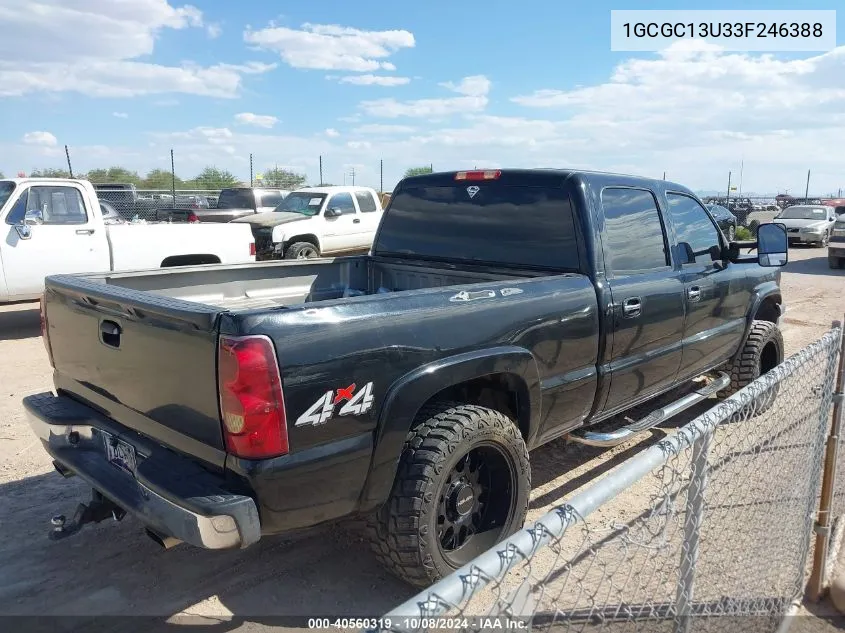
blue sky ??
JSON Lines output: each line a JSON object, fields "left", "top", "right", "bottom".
{"left": 1, "top": 0, "right": 844, "bottom": 194}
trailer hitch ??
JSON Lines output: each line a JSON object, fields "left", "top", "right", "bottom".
{"left": 49, "top": 489, "right": 126, "bottom": 541}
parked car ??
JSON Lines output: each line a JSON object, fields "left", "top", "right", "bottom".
{"left": 231, "top": 185, "right": 384, "bottom": 259}
{"left": 705, "top": 204, "right": 737, "bottom": 241}
{"left": 99, "top": 200, "right": 127, "bottom": 225}
{"left": 827, "top": 213, "right": 845, "bottom": 269}
{"left": 203, "top": 187, "right": 291, "bottom": 223}
{"left": 0, "top": 178, "right": 256, "bottom": 302}
{"left": 27, "top": 168, "right": 788, "bottom": 587}
{"left": 775, "top": 204, "right": 837, "bottom": 247}
{"left": 93, "top": 182, "right": 160, "bottom": 219}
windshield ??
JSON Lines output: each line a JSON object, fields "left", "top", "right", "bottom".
{"left": 273, "top": 192, "right": 326, "bottom": 216}
{"left": 779, "top": 207, "right": 827, "bottom": 220}
{"left": 216, "top": 189, "right": 254, "bottom": 209}
{"left": 0, "top": 181, "right": 16, "bottom": 210}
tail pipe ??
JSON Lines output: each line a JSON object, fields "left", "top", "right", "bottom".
{"left": 145, "top": 528, "right": 182, "bottom": 550}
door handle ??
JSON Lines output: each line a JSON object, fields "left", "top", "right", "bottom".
{"left": 76, "top": 229, "right": 95, "bottom": 235}
{"left": 352, "top": 218, "right": 361, "bottom": 224}
{"left": 622, "top": 297, "right": 642, "bottom": 318}
{"left": 688, "top": 286, "right": 701, "bottom": 302}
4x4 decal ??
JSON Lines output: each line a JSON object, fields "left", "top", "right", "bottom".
{"left": 295, "top": 382, "right": 375, "bottom": 427}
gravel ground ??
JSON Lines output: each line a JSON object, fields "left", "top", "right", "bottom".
{"left": 0, "top": 246, "right": 842, "bottom": 632}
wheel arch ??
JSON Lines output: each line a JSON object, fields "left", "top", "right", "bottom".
{"left": 284, "top": 234, "right": 321, "bottom": 251}
{"left": 159, "top": 254, "right": 221, "bottom": 267}
{"left": 357, "top": 346, "right": 541, "bottom": 512}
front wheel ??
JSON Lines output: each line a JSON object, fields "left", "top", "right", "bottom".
{"left": 830, "top": 255, "right": 844, "bottom": 269}
{"left": 819, "top": 231, "right": 830, "bottom": 248}
{"left": 284, "top": 241, "right": 320, "bottom": 259}
{"left": 718, "top": 320, "right": 784, "bottom": 416}
{"left": 367, "top": 403, "right": 530, "bottom": 588}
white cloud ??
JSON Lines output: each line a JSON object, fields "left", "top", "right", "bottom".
{"left": 244, "top": 22, "right": 415, "bottom": 72}
{"left": 0, "top": 1, "right": 273, "bottom": 98}
{"left": 351, "top": 124, "right": 416, "bottom": 135}
{"left": 112, "top": 112, "right": 129, "bottom": 118}
{"left": 439, "top": 75, "right": 491, "bottom": 97}
{"left": 325, "top": 128, "right": 340, "bottom": 137}
{"left": 22, "top": 131, "right": 57, "bottom": 146}
{"left": 234, "top": 112, "right": 278, "bottom": 128}
{"left": 360, "top": 74, "right": 491, "bottom": 118}
{"left": 207, "top": 23, "right": 222, "bottom": 39}
{"left": 337, "top": 74, "right": 410, "bottom": 86}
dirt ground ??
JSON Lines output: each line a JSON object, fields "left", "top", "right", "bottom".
{"left": 0, "top": 246, "right": 842, "bottom": 632}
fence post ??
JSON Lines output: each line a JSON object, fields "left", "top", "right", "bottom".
{"left": 170, "top": 149, "right": 176, "bottom": 202}
{"left": 674, "top": 428, "right": 713, "bottom": 633}
{"left": 807, "top": 319, "right": 845, "bottom": 601}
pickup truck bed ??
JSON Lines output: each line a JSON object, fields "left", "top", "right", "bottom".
{"left": 83, "top": 257, "right": 542, "bottom": 310}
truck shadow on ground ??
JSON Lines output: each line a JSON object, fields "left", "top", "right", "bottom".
{"left": 783, "top": 250, "right": 845, "bottom": 277}
{"left": 0, "top": 305, "right": 40, "bottom": 341}
{"left": 0, "top": 400, "right": 710, "bottom": 632}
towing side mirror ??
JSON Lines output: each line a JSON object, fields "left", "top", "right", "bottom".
{"left": 757, "top": 222, "right": 788, "bottom": 267}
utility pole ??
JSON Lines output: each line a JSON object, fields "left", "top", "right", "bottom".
{"left": 170, "top": 149, "right": 176, "bottom": 201}
{"left": 663, "top": 171, "right": 666, "bottom": 180}
{"left": 64, "top": 145, "right": 74, "bottom": 178}
{"left": 319, "top": 155, "right": 323, "bottom": 186}
{"left": 805, "top": 169, "right": 811, "bottom": 203}
{"left": 738, "top": 159, "right": 744, "bottom": 199}
{"left": 380, "top": 160, "right": 383, "bottom": 193}
{"left": 726, "top": 171, "right": 732, "bottom": 205}
{"left": 249, "top": 153, "right": 254, "bottom": 187}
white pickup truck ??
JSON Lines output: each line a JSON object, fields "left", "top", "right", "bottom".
{"left": 0, "top": 178, "right": 256, "bottom": 302}
{"left": 231, "top": 185, "right": 384, "bottom": 259}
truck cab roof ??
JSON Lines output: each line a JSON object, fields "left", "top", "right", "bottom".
{"left": 296, "top": 185, "right": 378, "bottom": 195}
{"left": 398, "top": 168, "right": 697, "bottom": 198}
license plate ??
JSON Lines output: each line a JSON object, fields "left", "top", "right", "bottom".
{"left": 103, "top": 433, "right": 137, "bottom": 474}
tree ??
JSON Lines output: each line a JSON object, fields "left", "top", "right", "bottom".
{"left": 142, "top": 168, "right": 183, "bottom": 190}
{"left": 258, "top": 167, "right": 307, "bottom": 189}
{"left": 85, "top": 166, "right": 142, "bottom": 185}
{"left": 30, "top": 167, "right": 71, "bottom": 178}
{"left": 190, "top": 166, "right": 239, "bottom": 190}
{"left": 404, "top": 166, "right": 433, "bottom": 178}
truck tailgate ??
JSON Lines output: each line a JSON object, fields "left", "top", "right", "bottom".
{"left": 43, "top": 274, "right": 226, "bottom": 468}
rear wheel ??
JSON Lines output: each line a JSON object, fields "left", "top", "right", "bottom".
{"left": 718, "top": 320, "right": 784, "bottom": 416}
{"left": 366, "top": 403, "right": 530, "bottom": 588}
{"left": 284, "top": 242, "right": 320, "bottom": 259}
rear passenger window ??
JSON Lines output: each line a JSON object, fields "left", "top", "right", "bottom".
{"left": 355, "top": 191, "right": 378, "bottom": 213}
{"left": 666, "top": 193, "right": 721, "bottom": 264}
{"left": 601, "top": 188, "right": 669, "bottom": 274}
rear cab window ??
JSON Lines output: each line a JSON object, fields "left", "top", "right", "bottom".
{"left": 374, "top": 183, "right": 581, "bottom": 271}
{"left": 600, "top": 188, "right": 670, "bottom": 275}
{"left": 355, "top": 191, "right": 378, "bottom": 213}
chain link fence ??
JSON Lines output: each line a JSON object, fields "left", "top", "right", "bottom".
{"left": 373, "top": 325, "right": 844, "bottom": 633}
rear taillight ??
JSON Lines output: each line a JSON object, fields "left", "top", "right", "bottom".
{"left": 455, "top": 170, "right": 501, "bottom": 181}
{"left": 217, "top": 335, "right": 288, "bottom": 459}
{"left": 249, "top": 242, "right": 256, "bottom": 257}
{"left": 40, "top": 293, "right": 54, "bottom": 367}
{"left": 188, "top": 212, "right": 199, "bottom": 223}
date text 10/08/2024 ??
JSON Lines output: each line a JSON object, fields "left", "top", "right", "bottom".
{"left": 622, "top": 22, "right": 823, "bottom": 39}
{"left": 307, "top": 618, "right": 529, "bottom": 630}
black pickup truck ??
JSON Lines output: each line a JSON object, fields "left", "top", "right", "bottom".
{"left": 26, "top": 169, "right": 789, "bottom": 588}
